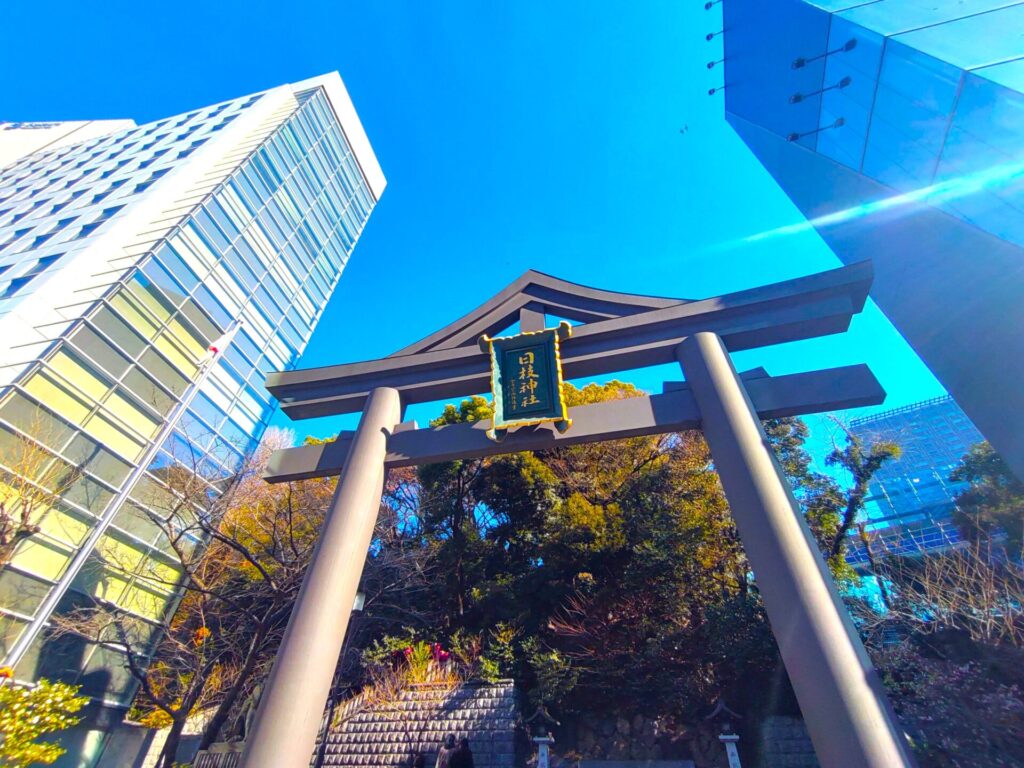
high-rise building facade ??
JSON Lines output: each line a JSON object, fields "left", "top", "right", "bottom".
{"left": 845, "top": 395, "right": 983, "bottom": 564}
{"left": 0, "top": 72, "right": 384, "bottom": 758}
{"left": 716, "top": 0, "right": 1024, "bottom": 479}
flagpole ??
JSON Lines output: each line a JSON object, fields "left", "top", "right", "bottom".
{"left": 4, "top": 321, "right": 243, "bottom": 669}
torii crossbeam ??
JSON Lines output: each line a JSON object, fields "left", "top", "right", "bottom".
{"left": 242, "top": 263, "right": 917, "bottom": 768}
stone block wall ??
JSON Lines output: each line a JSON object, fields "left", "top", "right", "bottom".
{"left": 759, "top": 717, "right": 819, "bottom": 768}
{"left": 316, "top": 680, "right": 518, "bottom": 768}
{"left": 568, "top": 715, "right": 720, "bottom": 765}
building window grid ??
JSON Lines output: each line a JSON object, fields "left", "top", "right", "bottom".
{"left": 0, "top": 100, "right": 254, "bottom": 255}
{"left": 26, "top": 93, "right": 351, "bottom": 491}
{"left": 0, "top": 394, "right": 225, "bottom": 594}
{"left": 0, "top": 90, "right": 374, "bottom": 692}
{"left": 36, "top": 288, "right": 250, "bottom": 487}
{"left": 0, "top": 408, "right": 124, "bottom": 537}
{"left": 174, "top": 103, "right": 367, "bottom": 383}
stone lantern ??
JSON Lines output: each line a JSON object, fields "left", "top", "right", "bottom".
{"left": 704, "top": 699, "right": 742, "bottom": 768}
{"left": 525, "top": 706, "right": 560, "bottom": 768}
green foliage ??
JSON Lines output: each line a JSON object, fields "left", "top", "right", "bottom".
{"left": 348, "top": 390, "right": 905, "bottom": 730}
{"left": 399, "top": 381, "right": 772, "bottom": 719}
{"left": 480, "top": 624, "right": 519, "bottom": 682}
{"left": 521, "top": 637, "right": 579, "bottom": 708}
{"left": 430, "top": 396, "right": 492, "bottom": 427}
{"left": 361, "top": 629, "right": 420, "bottom": 667}
{"left": 763, "top": 418, "right": 899, "bottom": 584}
{"left": 0, "top": 679, "right": 88, "bottom": 767}
{"left": 952, "top": 441, "right": 1024, "bottom": 554}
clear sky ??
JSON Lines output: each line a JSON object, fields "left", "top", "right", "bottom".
{"left": 1, "top": 0, "right": 944, "bottom": 457}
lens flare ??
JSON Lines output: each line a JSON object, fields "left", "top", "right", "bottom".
{"left": 728, "top": 158, "right": 1024, "bottom": 248}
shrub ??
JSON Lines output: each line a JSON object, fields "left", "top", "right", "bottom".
{"left": 0, "top": 678, "right": 88, "bottom": 767}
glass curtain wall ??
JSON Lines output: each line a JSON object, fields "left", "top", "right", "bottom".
{"left": 0, "top": 88, "right": 374, "bottom": 706}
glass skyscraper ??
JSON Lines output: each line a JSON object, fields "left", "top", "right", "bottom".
{"left": 845, "top": 395, "right": 983, "bottom": 564}
{"left": 0, "top": 72, "right": 384, "bottom": 759}
{"left": 716, "top": 0, "right": 1024, "bottom": 481}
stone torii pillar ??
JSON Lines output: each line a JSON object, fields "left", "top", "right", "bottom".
{"left": 678, "top": 333, "right": 916, "bottom": 768}
{"left": 240, "top": 387, "right": 402, "bottom": 768}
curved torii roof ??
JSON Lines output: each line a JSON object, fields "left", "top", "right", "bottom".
{"left": 267, "top": 261, "right": 873, "bottom": 420}
{"left": 392, "top": 269, "right": 691, "bottom": 356}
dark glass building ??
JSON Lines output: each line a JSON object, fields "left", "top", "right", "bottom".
{"left": 717, "top": 0, "right": 1024, "bottom": 479}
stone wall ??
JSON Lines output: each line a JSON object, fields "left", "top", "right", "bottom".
{"left": 759, "top": 717, "right": 818, "bottom": 768}
{"left": 566, "top": 715, "right": 725, "bottom": 767}
{"left": 316, "top": 680, "right": 518, "bottom": 768}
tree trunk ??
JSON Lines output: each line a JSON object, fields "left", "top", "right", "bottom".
{"left": 0, "top": 540, "right": 15, "bottom": 570}
{"left": 858, "top": 524, "right": 892, "bottom": 611}
{"left": 198, "top": 619, "right": 272, "bottom": 750}
{"left": 830, "top": 484, "right": 867, "bottom": 560}
{"left": 159, "top": 715, "right": 188, "bottom": 768}
{"left": 0, "top": 526, "right": 38, "bottom": 570}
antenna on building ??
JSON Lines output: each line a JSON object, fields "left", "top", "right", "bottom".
{"left": 792, "top": 38, "right": 857, "bottom": 69}
{"left": 788, "top": 117, "right": 845, "bottom": 142}
{"left": 707, "top": 58, "right": 725, "bottom": 69}
{"left": 706, "top": 29, "right": 724, "bottom": 41}
{"left": 790, "top": 76, "right": 853, "bottom": 103}
{"left": 708, "top": 85, "right": 727, "bottom": 96}
{"left": 704, "top": 0, "right": 722, "bottom": 8}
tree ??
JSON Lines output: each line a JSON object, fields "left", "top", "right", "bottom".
{"left": 405, "top": 382, "right": 774, "bottom": 723}
{"left": 951, "top": 441, "right": 1024, "bottom": 556}
{"left": 52, "top": 428, "right": 332, "bottom": 768}
{"left": 53, "top": 422, "right": 436, "bottom": 765}
{"left": 823, "top": 426, "right": 901, "bottom": 561}
{"left": 0, "top": 421, "right": 84, "bottom": 570}
{"left": 763, "top": 417, "right": 900, "bottom": 581}
{"left": 843, "top": 441, "right": 1024, "bottom": 766}
{"left": 0, "top": 677, "right": 88, "bottom": 767}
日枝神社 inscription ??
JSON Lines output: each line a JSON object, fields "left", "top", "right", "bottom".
{"left": 483, "top": 322, "right": 572, "bottom": 440}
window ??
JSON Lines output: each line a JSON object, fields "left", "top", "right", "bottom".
{"left": 73, "top": 222, "right": 103, "bottom": 240}
{"left": 1, "top": 277, "right": 32, "bottom": 299}
{"left": 210, "top": 115, "right": 236, "bottom": 132}
{"left": 25, "top": 254, "right": 62, "bottom": 275}
{"left": 23, "top": 232, "right": 55, "bottom": 251}
{"left": 1, "top": 227, "right": 31, "bottom": 250}
{"left": 97, "top": 206, "right": 124, "bottom": 222}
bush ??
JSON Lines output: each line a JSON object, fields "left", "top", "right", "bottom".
{"left": 0, "top": 677, "right": 88, "bottom": 767}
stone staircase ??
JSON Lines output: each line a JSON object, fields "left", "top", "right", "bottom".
{"left": 314, "top": 680, "right": 518, "bottom": 768}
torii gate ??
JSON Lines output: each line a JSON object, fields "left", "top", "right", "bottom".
{"left": 241, "top": 262, "right": 917, "bottom": 768}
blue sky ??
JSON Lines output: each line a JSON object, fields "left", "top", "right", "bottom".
{"left": 1, "top": 1, "right": 943, "bottom": 457}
